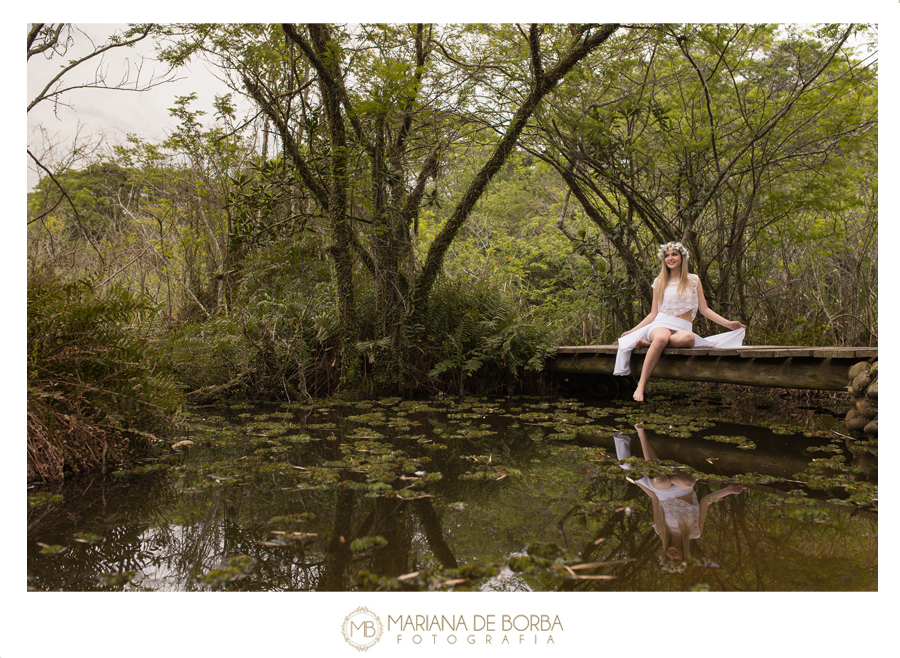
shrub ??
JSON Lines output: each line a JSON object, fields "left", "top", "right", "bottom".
{"left": 27, "top": 275, "right": 182, "bottom": 481}
{"left": 157, "top": 239, "right": 341, "bottom": 400}
{"left": 156, "top": 239, "right": 560, "bottom": 401}
{"left": 422, "top": 275, "right": 559, "bottom": 395}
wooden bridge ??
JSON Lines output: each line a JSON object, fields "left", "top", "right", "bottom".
{"left": 547, "top": 345, "right": 877, "bottom": 391}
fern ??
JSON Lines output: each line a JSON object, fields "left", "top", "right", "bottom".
{"left": 28, "top": 274, "right": 183, "bottom": 481}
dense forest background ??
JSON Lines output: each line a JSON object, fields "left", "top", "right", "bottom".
{"left": 26, "top": 23, "right": 877, "bottom": 479}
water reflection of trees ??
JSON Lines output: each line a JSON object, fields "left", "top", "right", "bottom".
{"left": 557, "top": 451, "right": 876, "bottom": 592}
{"left": 28, "top": 472, "right": 179, "bottom": 590}
{"left": 30, "top": 464, "right": 470, "bottom": 590}
{"left": 28, "top": 403, "right": 876, "bottom": 592}
{"left": 30, "top": 457, "right": 876, "bottom": 591}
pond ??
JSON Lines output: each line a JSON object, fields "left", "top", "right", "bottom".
{"left": 27, "top": 383, "right": 877, "bottom": 591}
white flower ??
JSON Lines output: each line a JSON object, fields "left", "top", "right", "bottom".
{"left": 657, "top": 241, "right": 690, "bottom": 261}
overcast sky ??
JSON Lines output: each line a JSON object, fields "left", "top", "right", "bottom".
{"left": 26, "top": 24, "right": 252, "bottom": 189}
{"left": 25, "top": 19, "right": 887, "bottom": 193}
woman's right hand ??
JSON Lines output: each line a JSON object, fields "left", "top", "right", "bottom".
{"left": 621, "top": 328, "right": 635, "bottom": 337}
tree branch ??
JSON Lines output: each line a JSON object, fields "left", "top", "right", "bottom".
{"left": 27, "top": 23, "right": 64, "bottom": 61}
{"left": 27, "top": 148, "right": 106, "bottom": 265}
{"left": 413, "top": 24, "right": 620, "bottom": 315}
{"left": 27, "top": 24, "right": 162, "bottom": 113}
{"left": 691, "top": 23, "right": 856, "bottom": 220}
{"left": 674, "top": 30, "right": 722, "bottom": 176}
{"left": 282, "top": 23, "right": 374, "bottom": 154}
{"left": 243, "top": 74, "right": 330, "bottom": 211}
{"left": 528, "top": 24, "right": 544, "bottom": 81}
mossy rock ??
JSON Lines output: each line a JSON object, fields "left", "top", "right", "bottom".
{"left": 851, "top": 372, "right": 871, "bottom": 395}
{"left": 856, "top": 398, "right": 877, "bottom": 420}
{"left": 848, "top": 361, "right": 869, "bottom": 380}
{"left": 845, "top": 409, "right": 868, "bottom": 432}
{"left": 866, "top": 379, "right": 878, "bottom": 400}
{"left": 852, "top": 450, "right": 877, "bottom": 478}
{"left": 863, "top": 419, "right": 878, "bottom": 436}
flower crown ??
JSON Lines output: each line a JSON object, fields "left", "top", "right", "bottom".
{"left": 659, "top": 557, "right": 688, "bottom": 574}
{"left": 657, "top": 241, "right": 689, "bottom": 261}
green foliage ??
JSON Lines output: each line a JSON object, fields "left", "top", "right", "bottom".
{"left": 423, "top": 152, "right": 635, "bottom": 345}
{"left": 27, "top": 162, "right": 132, "bottom": 238}
{"left": 158, "top": 238, "right": 338, "bottom": 399}
{"left": 539, "top": 23, "right": 877, "bottom": 343}
{"left": 226, "top": 156, "right": 309, "bottom": 251}
{"left": 350, "top": 536, "right": 389, "bottom": 553}
{"left": 28, "top": 23, "right": 878, "bottom": 414}
{"left": 423, "top": 276, "right": 558, "bottom": 394}
{"left": 27, "top": 274, "right": 183, "bottom": 481}
{"left": 157, "top": 231, "right": 561, "bottom": 399}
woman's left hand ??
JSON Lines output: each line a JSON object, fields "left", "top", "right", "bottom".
{"left": 726, "top": 320, "right": 747, "bottom": 330}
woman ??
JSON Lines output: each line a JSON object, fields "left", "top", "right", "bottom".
{"left": 615, "top": 425, "right": 747, "bottom": 570}
{"left": 616, "top": 241, "right": 746, "bottom": 401}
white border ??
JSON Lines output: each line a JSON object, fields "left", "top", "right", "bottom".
{"left": 7, "top": 4, "right": 894, "bottom": 657}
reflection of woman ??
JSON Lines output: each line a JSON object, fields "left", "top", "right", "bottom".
{"left": 616, "top": 425, "right": 745, "bottom": 568}
{"left": 615, "top": 242, "right": 746, "bottom": 401}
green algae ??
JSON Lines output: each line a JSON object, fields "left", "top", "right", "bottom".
{"left": 703, "top": 435, "right": 757, "bottom": 450}
{"left": 28, "top": 387, "right": 877, "bottom": 592}
{"left": 28, "top": 492, "right": 63, "bottom": 509}
{"left": 200, "top": 556, "right": 256, "bottom": 588}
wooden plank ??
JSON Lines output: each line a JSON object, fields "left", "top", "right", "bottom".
{"left": 741, "top": 349, "right": 813, "bottom": 358}
{"left": 547, "top": 351, "right": 871, "bottom": 390}
{"left": 555, "top": 345, "right": 618, "bottom": 354}
{"left": 554, "top": 345, "right": 877, "bottom": 359}
{"left": 841, "top": 348, "right": 877, "bottom": 358}
{"left": 810, "top": 348, "right": 851, "bottom": 358}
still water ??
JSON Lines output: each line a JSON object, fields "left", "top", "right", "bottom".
{"left": 27, "top": 385, "right": 877, "bottom": 591}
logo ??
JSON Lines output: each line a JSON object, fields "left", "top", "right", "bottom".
{"left": 342, "top": 606, "right": 383, "bottom": 652}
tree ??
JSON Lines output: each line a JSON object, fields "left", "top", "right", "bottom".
{"left": 157, "top": 23, "right": 620, "bottom": 388}
{"left": 524, "top": 24, "right": 876, "bottom": 338}
{"left": 27, "top": 24, "right": 179, "bottom": 245}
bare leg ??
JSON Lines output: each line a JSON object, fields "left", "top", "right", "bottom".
{"left": 634, "top": 328, "right": 671, "bottom": 401}
{"left": 635, "top": 425, "right": 659, "bottom": 460}
{"left": 633, "top": 330, "right": 695, "bottom": 401}
{"left": 667, "top": 330, "right": 696, "bottom": 349}
{"left": 670, "top": 472, "right": 696, "bottom": 489}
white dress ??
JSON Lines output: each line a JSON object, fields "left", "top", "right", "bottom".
{"left": 614, "top": 434, "right": 701, "bottom": 537}
{"left": 614, "top": 274, "right": 745, "bottom": 376}
{"left": 657, "top": 494, "right": 701, "bottom": 537}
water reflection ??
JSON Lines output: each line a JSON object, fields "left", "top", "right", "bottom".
{"left": 615, "top": 425, "right": 746, "bottom": 572}
{"left": 27, "top": 395, "right": 877, "bottom": 591}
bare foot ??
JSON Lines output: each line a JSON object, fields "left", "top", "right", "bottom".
{"left": 633, "top": 385, "right": 645, "bottom": 402}
{"left": 635, "top": 339, "right": 651, "bottom": 349}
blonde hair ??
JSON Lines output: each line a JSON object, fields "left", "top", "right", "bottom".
{"left": 653, "top": 251, "right": 691, "bottom": 308}
{"left": 655, "top": 510, "right": 695, "bottom": 566}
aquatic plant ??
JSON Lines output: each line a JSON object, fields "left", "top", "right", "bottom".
{"left": 28, "top": 492, "right": 63, "bottom": 509}
{"left": 703, "top": 435, "right": 756, "bottom": 450}
{"left": 28, "top": 391, "right": 877, "bottom": 592}
{"left": 199, "top": 555, "right": 257, "bottom": 589}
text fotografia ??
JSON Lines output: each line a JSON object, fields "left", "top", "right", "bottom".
{"left": 388, "top": 614, "right": 562, "bottom": 645}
